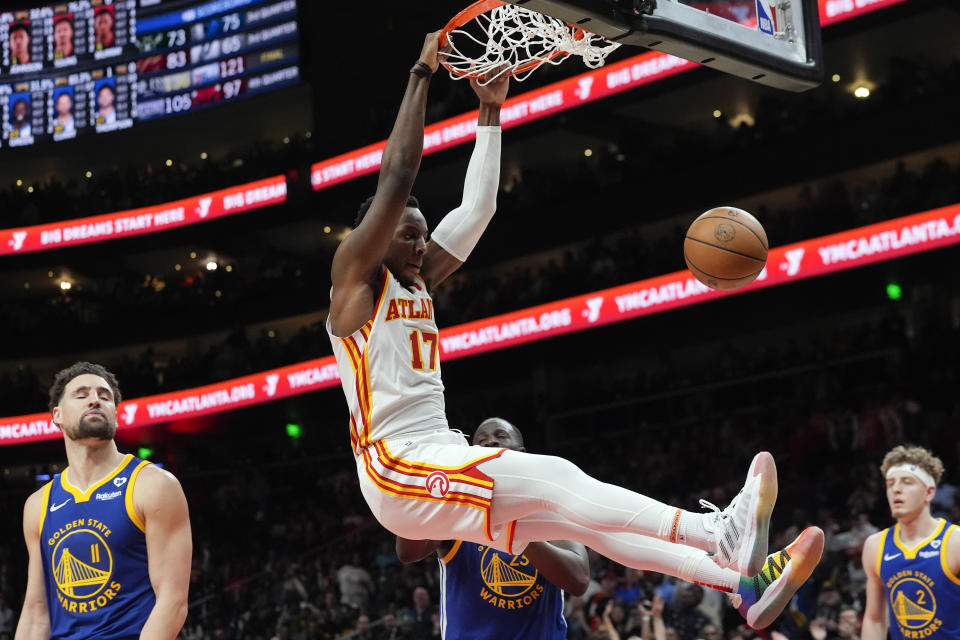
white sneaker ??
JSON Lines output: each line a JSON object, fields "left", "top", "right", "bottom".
{"left": 702, "top": 451, "right": 778, "bottom": 577}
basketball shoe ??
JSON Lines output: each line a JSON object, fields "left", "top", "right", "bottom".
{"left": 702, "top": 451, "right": 778, "bottom": 576}
{"left": 729, "top": 526, "right": 825, "bottom": 629}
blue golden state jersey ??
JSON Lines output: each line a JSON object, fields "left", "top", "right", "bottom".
{"left": 877, "top": 518, "right": 960, "bottom": 640}
{"left": 37, "top": 454, "right": 156, "bottom": 640}
{"left": 438, "top": 540, "right": 566, "bottom": 640}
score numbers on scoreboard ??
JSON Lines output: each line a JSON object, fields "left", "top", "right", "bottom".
{"left": 0, "top": 0, "right": 300, "bottom": 148}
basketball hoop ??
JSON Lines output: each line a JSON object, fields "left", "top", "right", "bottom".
{"left": 439, "top": 0, "right": 620, "bottom": 85}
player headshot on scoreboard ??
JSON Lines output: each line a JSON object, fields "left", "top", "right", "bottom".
{"left": 94, "top": 6, "right": 115, "bottom": 50}
{"left": 53, "top": 87, "right": 75, "bottom": 133}
{"left": 94, "top": 78, "right": 116, "bottom": 124}
{"left": 9, "top": 21, "right": 31, "bottom": 65}
{"left": 53, "top": 14, "right": 75, "bottom": 59}
{"left": 9, "top": 92, "right": 31, "bottom": 137}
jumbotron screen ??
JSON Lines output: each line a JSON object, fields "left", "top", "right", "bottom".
{"left": 0, "top": 0, "right": 299, "bottom": 147}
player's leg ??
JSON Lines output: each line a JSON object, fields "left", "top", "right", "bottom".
{"left": 479, "top": 449, "right": 776, "bottom": 576}
{"left": 513, "top": 510, "right": 742, "bottom": 592}
{"left": 513, "top": 513, "right": 823, "bottom": 629}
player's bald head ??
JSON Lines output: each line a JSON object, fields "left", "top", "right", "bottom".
{"left": 473, "top": 417, "right": 524, "bottom": 451}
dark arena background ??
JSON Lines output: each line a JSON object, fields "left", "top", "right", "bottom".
{"left": 0, "top": 0, "right": 958, "bottom": 638}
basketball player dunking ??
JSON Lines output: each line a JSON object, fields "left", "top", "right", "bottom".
{"left": 861, "top": 446, "right": 960, "bottom": 640}
{"left": 326, "top": 32, "right": 824, "bottom": 629}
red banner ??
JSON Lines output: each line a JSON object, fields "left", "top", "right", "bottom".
{"left": 0, "top": 358, "right": 341, "bottom": 445}
{"left": 439, "top": 202, "right": 960, "bottom": 357}
{"left": 818, "top": 0, "right": 910, "bottom": 25}
{"left": 312, "top": 0, "right": 911, "bottom": 191}
{"left": 2, "top": 201, "right": 958, "bottom": 446}
{"left": 0, "top": 175, "right": 288, "bottom": 256}
{"left": 310, "top": 52, "right": 695, "bottom": 190}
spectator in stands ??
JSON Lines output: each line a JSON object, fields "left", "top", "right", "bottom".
{"left": 811, "top": 607, "right": 861, "bottom": 640}
{"left": 338, "top": 553, "right": 375, "bottom": 610}
{"left": 400, "top": 586, "right": 436, "bottom": 640}
{"left": 378, "top": 612, "right": 412, "bottom": 640}
{"left": 0, "top": 595, "right": 14, "bottom": 639}
{"left": 615, "top": 568, "right": 645, "bottom": 606}
{"left": 351, "top": 612, "right": 375, "bottom": 640}
{"left": 663, "top": 583, "right": 711, "bottom": 640}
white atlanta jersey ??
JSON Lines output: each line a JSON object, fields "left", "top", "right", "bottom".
{"left": 328, "top": 268, "right": 514, "bottom": 551}
{"left": 328, "top": 268, "right": 449, "bottom": 454}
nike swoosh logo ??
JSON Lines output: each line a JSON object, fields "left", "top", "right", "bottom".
{"left": 884, "top": 553, "right": 901, "bottom": 561}
{"left": 50, "top": 499, "right": 71, "bottom": 512}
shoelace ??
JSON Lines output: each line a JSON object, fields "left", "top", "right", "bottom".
{"left": 701, "top": 483, "right": 747, "bottom": 526}
{"left": 699, "top": 499, "right": 723, "bottom": 525}
{"left": 700, "top": 498, "right": 740, "bottom": 563}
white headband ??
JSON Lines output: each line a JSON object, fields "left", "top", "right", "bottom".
{"left": 886, "top": 463, "right": 936, "bottom": 489}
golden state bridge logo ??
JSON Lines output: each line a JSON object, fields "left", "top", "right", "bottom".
{"left": 48, "top": 519, "right": 122, "bottom": 614}
{"left": 478, "top": 547, "right": 544, "bottom": 610}
{"left": 887, "top": 571, "right": 942, "bottom": 638}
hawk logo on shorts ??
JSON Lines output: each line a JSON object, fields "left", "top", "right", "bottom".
{"left": 714, "top": 223, "right": 736, "bottom": 243}
{"left": 426, "top": 471, "right": 450, "bottom": 498}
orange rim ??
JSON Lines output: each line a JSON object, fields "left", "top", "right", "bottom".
{"left": 439, "top": 0, "right": 507, "bottom": 48}
{"left": 439, "top": 0, "right": 586, "bottom": 78}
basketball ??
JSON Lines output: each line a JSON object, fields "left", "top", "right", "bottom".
{"left": 683, "top": 206, "right": 768, "bottom": 291}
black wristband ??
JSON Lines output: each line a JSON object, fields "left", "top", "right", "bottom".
{"left": 410, "top": 60, "right": 433, "bottom": 77}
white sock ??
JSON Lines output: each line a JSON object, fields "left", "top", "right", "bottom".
{"left": 657, "top": 508, "right": 716, "bottom": 553}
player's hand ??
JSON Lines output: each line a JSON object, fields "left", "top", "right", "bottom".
{"left": 418, "top": 31, "right": 441, "bottom": 72}
{"left": 470, "top": 66, "right": 510, "bottom": 106}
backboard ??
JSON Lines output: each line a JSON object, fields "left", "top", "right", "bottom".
{"left": 504, "top": 0, "right": 823, "bottom": 91}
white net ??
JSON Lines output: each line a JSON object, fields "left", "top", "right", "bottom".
{"left": 440, "top": 3, "right": 621, "bottom": 84}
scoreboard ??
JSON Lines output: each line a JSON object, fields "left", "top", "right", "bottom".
{"left": 0, "top": 0, "right": 299, "bottom": 148}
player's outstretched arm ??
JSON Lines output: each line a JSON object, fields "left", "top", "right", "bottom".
{"left": 14, "top": 489, "right": 50, "bottom": 640}
{"left": 522, "top": 540, "right": 590, "bottom": 595}
{"left": 395, "top": 536, "right": 450, "bottom": 563}
{"left": 136, "top": 466, "right": 192, "bottom": 640}
{"left": 421, "top": 72, "right": 509, "bottom": 290}
{"left": 860, "top": 532, "right": 888, "bottom": 640}
{"left": 329, "top": 34, "right": 439, "bottom": 335}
